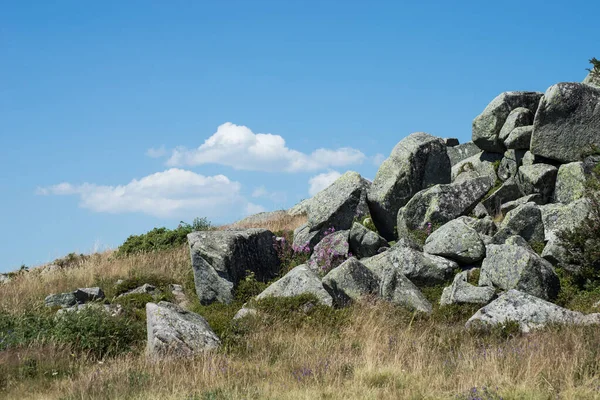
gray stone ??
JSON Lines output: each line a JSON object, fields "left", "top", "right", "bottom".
{"left": 497, "top": 149, "right": 527, "bottom": 181}
{"left": 57, "top": 303, "right": 123, "bottom": 317}
{"left": 117, "top": 283, "right": 157, "bottom": 298}
{"left": 530, "top": 82, "right": 600, "bottom": 163}
{"left": 498, "top": 107, "right": 535, "bottom": 142}
{"left": 440, "top": 271, "right": 495, "bottom": 306}
{"left": 73, "top": 287, "right": 105, "bottom": 304}
{"left": 233, "top": 305, "right": 258, "bottom": 320}
{"left": 446, "top": 141, "right": 481, "bottom": 166}
{"left": 366, "top": 252, "right": 432, "bottom": 313}
{"left": 146, "top": 301, "right": 220, "bottom": 358}
{"left": 494, "top": 202, "right": 545, "bottom": 244}
{"left": 348, "top": 222, "right": 388, "bottom": 259}
{"left": 500, "top": 194, "right": 543, "bottom": 215}
{"left": 307, "top": 230, "right": 350, "bottom": 274}
{"left": 288, "top": 198, "right": 311, "bottom": 217}
{"left": 472, "top": 203, "right": 489, "bottom": 218}
{"left": 522, "top": 151, "right": 535, "bottom": 166}
{"left": 292, "top": 223, "right": 318, "bottom": 251}
{"left": 45, "top": 293, "right": 77, "bottom": 308}
{"left": 364, "top": 244, "right": 458, "bottom": 287}
{"left": 466, "top": 290, "right": 600, "bottom": 333}
{"left": 505, "top": 126, "right": 533, "bottom": 150}
{"left": 472, "top": 91, "right": 543, "bottom": 153}
{"left": 516, "top": 163, "right": 558, "bottom": 204}
{"left": 396, "top": 177, "right": 492, "bottom": 239}
{"left": 256, "top": 265, "right": 333, "bottom": 306}
{"left": 423, "top": 219, "right": 486, "bottom": 264}
{"left": 479, "top": 243, "right": 560, "bottom": 301}
{"left": 445, "top": 138, "right": 460, "bottom": 147}
{"left": 169, "top": 284, "right": 190, "bottom": 309}
{"left": 452, "top": 152, "right": 502, "bottom": 186}
{"left": 480, "top": 177, "right": 522, "bottom": 216}
{"left": 322, "top": 258, "right": 379, "bottom": 306}
{"left": 306, "top": 171, "right": 371, "bottom": 245}
{"left": 367, "top": 132, "right": 451, "bottom": 240}
{"left": 583, "top": 71, "right": 600, "bottom": 89}
{"left": 555, "top": 162, "right": 587, "bottom": 204}
{"left": 457, "top": 216, "right": 498, "bottom": 237}
{"left": 188, "top": 229, "right": 280, "bottom": 305}
{"left": 540, "top": 198, "right": 592, "bottom": 242}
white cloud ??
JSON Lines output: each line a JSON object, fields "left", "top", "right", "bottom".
{"left": 308, "top": 170, "right": 342, "bottom": 196}
{"left": 165, "top": 122, "right": 366, "bottom": 172}
{"left": 36, "top": 168, "right": 248, "bottom": 218}
{"left": 251, "top": 185, "right": 288, "bottom": 204}
{"left": 245, "top": 203, "right": 267, "bottom": 215}
{"left": 146, "top": 146, "right": 167, "bottom": 158}
{"left": 372, "top": 153, "right": 386, "bottom": 166}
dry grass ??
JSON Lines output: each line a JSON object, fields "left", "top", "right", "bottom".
{"left": 2, "top": 302, "right": 600, "bottom": 400}
{"left": 218, "top": 212, "right": 307, "bottom": 233}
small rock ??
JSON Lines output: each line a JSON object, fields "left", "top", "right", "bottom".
{"left": 440, "top": 271, "right": 495, "bottom": 306}
{"left": 73, "top": 287, "right": 105, "bottom": 303}
{"left": 45, "top": 293, "right": 77, "bottom": 308}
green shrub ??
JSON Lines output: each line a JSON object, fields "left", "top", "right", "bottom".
{"left": 116, "top": 217, "right": 213, "bottom": 256}
{"left": 586, "top": 57, "right": 600, "bottom": 77}
{"left": 234, "top": 272, "right": 268, "bottom": 303}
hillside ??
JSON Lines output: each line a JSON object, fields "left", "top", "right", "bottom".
{"left": 1, "top": 66, "right": 600, "bottom": 400}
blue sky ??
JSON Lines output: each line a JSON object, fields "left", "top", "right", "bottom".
{"left": 0, "top": 0, "right": 597, "bottom": 271}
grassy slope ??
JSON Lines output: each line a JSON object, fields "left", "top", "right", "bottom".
{"left": 1, "top": 213, "right": 600, "bottom": 399}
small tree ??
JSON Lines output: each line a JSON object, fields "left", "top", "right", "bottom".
{"left": 586, "top": 57, "right": 600, "bottom": 77}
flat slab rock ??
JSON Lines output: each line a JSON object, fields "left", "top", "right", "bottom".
{"left": 466, "top": 290, "right": 600, "bottom": 333}
{"left": 146, "top": 301, "right": 220, "bottom": 358}
{"left": 256, "top": 264, "right": 333, "bottom": 306}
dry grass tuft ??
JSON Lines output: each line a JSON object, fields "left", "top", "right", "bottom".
{"left": 218, "top": 211, "right": 307, "bottom": 233}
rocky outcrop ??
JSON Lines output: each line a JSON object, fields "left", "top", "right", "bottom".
{"left": 256, "top": 265, "right": 333, "bottom": 306}
{"left": 188, "top": 229, "right": 280, "bottom": 305}
{"left": 367, "top": 132, "right": 451, "bottom": 240}
{"left": 480, "top": 177, "right": 522, "bottom": 216}
{"left": 493, "top": 202, "right": 545, "bottom": 244}
{"left": 451, "top": 152, "right": 502, "bottom": 186}
{"left": 306, "top": 230, "right": 350, "bottom": 273}
{"left": 554, "top": 162, "right": 588, "bottom": 204}
{"left": 516, "top": 164, "right": 558, "bottom": 204}
{"left": 530, "top": 83, "right": 600, "bottom": 163}
{"left": 440, "top": 270, "right": 495, "bottom": 306}
{"left": 497, "top": 149, "right": 527, "bottom": 181}
{"left": 446, "top": 141, "right": 481, "bottom": 166}
{"left": 466, "top": 290, "right": 600, "bottom": 333}
{"left": 322, "top": 258, "right": 379, "bottom": 306}
{"left": 423, "top": 219, "right": 486, "bottom": 264}
{"left": 348, "top": 222, "right": 388, "bottom": 259}
{"left": 479, "top": 241, "right": 560, "bottom": 301}
{"left": 472, "top": 91, "right": 543, "bottom": 153}
{"left": 146, "top": 301, "right": 220, "bottom": 358}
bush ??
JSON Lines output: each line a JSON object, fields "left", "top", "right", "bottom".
{"left": 586, "top": 57, "right": 600, "bottom": 77}
{"left": 272, "top": 230, "right": 311, "bottom": 275}
{"left": 116, "top": 217, "right": 213, "bottom": 256}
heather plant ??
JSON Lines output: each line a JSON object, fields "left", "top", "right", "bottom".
{"left": 272, "top": 230, "right": 311, "bottom": 275}
{"left": 310, "top": 227, "right": 351, "bottom": 276}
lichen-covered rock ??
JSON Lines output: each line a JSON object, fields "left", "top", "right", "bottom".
{"left": 73, "top": 287, "right": 105, "bottom": 303}
{"left": 292, "top": 223, "right": 318, "bottom": 250}
{"left": 493, "top": 202, "right": 545, "bottom": 244}
{"left": 423, "top": 219, "right": 486, "bottom": 264}
{"left": 146, "top": 301, "right": 220, "bottom": 358}
{"left": 288, "top": 198, "right": 311, "bottom": 217}
{"left": 540, "top": 198, "right": 592, "bottom": 242}
{"left": 440, "top": 271, "right": 495, "bottom": 306}
{"left": 365, "top": 252, "right": 432, "bottom": 312}
{"left": 364, "top": 244, "right": 458, "bottom": 287}
{"left": 348, "top": 222, "right": 388, "bottom": 259}
{"left": 256, "top": 265, "right": 333, "bottom": 306}
{"left": 117, "top": 283, "right": 157, "bottom": 298}
{"left": 516, "top": 163, "right": 558, "bottom": 204}
{"left": 498, "top": 107, "right": 535, "bottom": 142}
{"left": 367, "top": 132, "right": 451, "bottom": 240}
{"left": 504, "top": 126, "right": 533, "bottom": 150}
{"left": 466, "top": 290, "right": 600, "bottom": 333}
{"left": 452, "top": 152, "right": 503, "bottom": 186}
{"left": 480, "top": 177, "right": 522, "bottom": 216}
{"left": 397, "top": 177, "right": 492, "bottom": 238}
{"left": 457, "top": 216, "right": 498, "bottom": 237}
{"left": 472, "top": 92, "right": 543, "bottom": 153}
{"left": 57, "top": 303, "right": 123, "bottom": 317}
{"left": 306, "top": 230, "right": 350, "bottom": 273}
{"left": 530, "top": 83, "right": 600, "bottom": 163}
{"left": 583, "top": 71, "right": 600, "bottom": 88}
{"left": 188, "top": 229, "right": 280, "bottom": 305}
{"left": 554, "top": 162, "right": 587, "bottom": 204}
{"left": 497, "top": 149, "right": 527, "bottom": 181}
{"left": 500, "top": 194, "right": 543, "bottom": 215}
{"left": 446, "top": 141, "right": 481, "bottom": 166}
{"left": 44, "top": 293, "right": 77, "bottom": 308}
{"left": 304, "top": 171, "right": 370, "bottom": 245}
{"left": 479, "top": 243, "right": 560, "bottom": 301}
{"left": 322, "top": 258, "right": 379, "bottom": 306}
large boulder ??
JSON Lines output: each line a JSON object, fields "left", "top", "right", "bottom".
{"left": 396, "top": 177, "right": 492, "bottom": 238}
{"left": 146, "top": 302, "right": 220, "bottom": 358}
{"left": 540, "top": 198, "right": 592, "bottom": 242}
{"left": 446, "top": 141, "right": 481, "bottom": 166}
{"left": 504, "top": 126, "right": 533, "bottom": 150}
{"left": 466, "top": 290, "right": 600, "bottom": 333}
{"left": 516, "top": 163, "right": 558, "bottom": 204}
{"left": 530, "top": 83, "right": 600, "bottom": 163}
{"left": 498, "top": 107, "right": 535, "bottom": 141}
{"left": 480, "top": 177, "right": 522, "bottom": 216}
{"left": 304, "top": 171, "right": 371, "bottom": 246}
{"left": 423, "top": 219, "right": 486, "bottom": 264}
{"left": 554, "top": 162, "right": 588, "bottom": 204}
{"left": 348, "top": 222, "right": 388, "bottom": 259}
{"left": 479, "top": 242, "right": 560, "bottom": 301}
{"left": 364, "top": 244, "right": 458, "bottom": 287}
{"left": 472, "top": 92, "right": 543, "bottom": 153}
{"left": 322, "top": 258, "right": 379, "bottom": 306}
{"left": 493, "top": 202, "right": 545, "bottom": 244}
{"left": 188, "top": 229, "right": 280, "bottom": 305}
{"left": 440, "top": 270, "right": 495, "bottom": 306}
{"left": 451, "top": 152, "right": 502, "bottom": 186}
{"left": 497, "top": 149, "right": 527, "bottom": 181}
{"left": 367, "top": 132, "right": 451, "bottom": 240}
{"left": 365, "top": 253, "right": 432, "bottom": 313}
{"left": 256, "top": 264, "right": 333, "bottom": 306}
{"left": 306, "top": 230, "right": 350, "bottom": 274}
